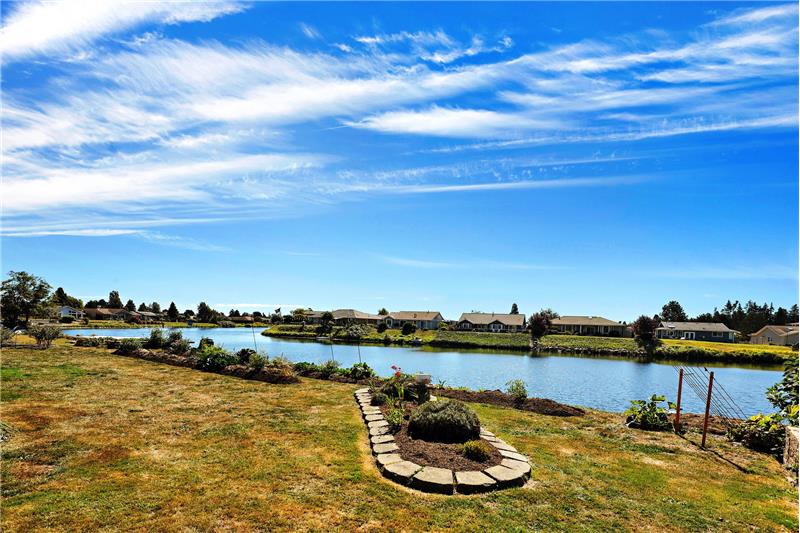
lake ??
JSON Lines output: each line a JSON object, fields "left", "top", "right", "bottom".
{"left": 64, "top": 327, "right": 784, "bottom": 416}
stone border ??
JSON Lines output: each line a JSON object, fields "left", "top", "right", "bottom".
{"left": 355, "top": 388, "right": 531, "bottom": 494}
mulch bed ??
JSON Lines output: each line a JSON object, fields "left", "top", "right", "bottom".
{"left": 379, "top": 404, "right": 503, "bottom": 471}
{"left": 670, "top": 413, "right": 739, "bottom": 435}
{"left": 437, "top": 388, "right": 585, "bottom": 417}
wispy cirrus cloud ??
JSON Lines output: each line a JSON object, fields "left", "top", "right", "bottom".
{"left": 0, "top": 0, "right": 245, "bottom": 63}
{"left": 377, "top": 255, "right": 565, "bottom": 271}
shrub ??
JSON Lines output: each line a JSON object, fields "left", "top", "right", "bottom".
{"left": 318, "top": 359, "right": 340, "bottom": 379}
{"left": 409, "top": 380, "right": 430, "bottom": 404}
{"left": 217, "top": 320, "right": 236, "bottom": 328}
{"left": 631, "top": 315, "right": 660, "bottom": 355}
{"left": 117, "top": 338, "right": 143, "bottom": 355}
{"left": 166, "top": 330, "right": 183, "bottom": 346}
{"left": 293, "top": 361, "right": 319, "bottom": 375}
{"left": 198, "top": 337, "right": 214, "bottom": 349}
{"left": 727, "top": 413, "right": 787, "bottom": 455}
{"left": 236, "top": 348, "right": 257, "bottom": 365}
{"left": 29, "top": 325, "right": 62, "bottom": 348}
{"left": 145, "top": 328, "right": 165, "bottom": 349}
{"left": 506, "top": 379, "right": 528, "bottom": 403}
{"left": 370, "top": 392, "right": 388, "bottom": 406}
{"left": 195, "top": 345, "right": 237, "bottom": 371}
{"left": 59, "top": 316, "right": 74, "bottom": 324}
{"left": 624, "top": 394, "right": 675, "bottom": 431}
{"left": 169, "top": 338, "right": 192, "bottom": 355}
{"left": 386, "top": 407, "right": 404, "bottom": 430}
{"left": 376, "top": 322, "right": 388, "bottom": 333}
{"left": 461, "top": 439, "right": 493, "bottom": 462}
{"left": 74, "top": 336, "right": 108, "bottom": 348}
{"left": 346, "top": 362, "right": 375, "bottom": 380}
{"left": 401, "top": 322, "right": 416, "bottom": 335}
{"left": 767, "top": 356, "right": 798, "bottom": 425}
{"left": 1, "top": 327, "right": 15, "bottom": 346}
{"left": 407, "top": 400, "right": 481, "bottom": 443}
{"left": 248, "top": 353, "right": 267, "bottom": 371}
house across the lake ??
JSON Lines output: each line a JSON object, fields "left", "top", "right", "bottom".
{"left": 83, "top": 308, "right": 128, "bottom": 321}
{"left": 384, "top": 311, "right": 444, "bottom": 330}
{"left": 57, "top": 306, "right": 85, "bottom": 320}
{"left": 749, "top": 324, "right": 799, "bottom": 347}
{"left": 656, "top": 321, "right": 737, "bottom": 343}
{"left": 551, "top": 315, "right": 627, "bottom": 337}
{"left": 332, "top": 309, "right": 383, "bottom": 326}
{"left": 457, "top": 312, "right": 526, "bottom": 333}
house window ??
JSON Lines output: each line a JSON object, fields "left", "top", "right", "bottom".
{"left": 712, "top": 332, "right": 723, "bottom": 338}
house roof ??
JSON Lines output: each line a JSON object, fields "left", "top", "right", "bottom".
{"left": 458, "top": 313, "right": 526, "bottom": 326}
{"left": 387, "top": 311, "right": 443, "bottom": 321}
{"left": 84, "top": 308, "right": 126, "bottom": 316}
{"left": 658, "top": 321, "right": 736, "bottom": 333}
{"left": 750, "top": 325, "right": 799, "bottom": 337}
{"left": 552, "top": 315, "right": 622, "bottom": 327}
{"left": 332, "top": 309, "right": 382, "bottom": 321}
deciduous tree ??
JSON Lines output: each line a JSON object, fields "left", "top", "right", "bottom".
{"left": 1, "top": 271, "right": 52, "bottom": 328}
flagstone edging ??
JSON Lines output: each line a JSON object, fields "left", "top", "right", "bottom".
{"left": 355, "top": 388, "right": 531, "bottom": 494}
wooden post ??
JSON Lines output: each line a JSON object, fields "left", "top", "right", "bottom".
{"left": 701, "top": 371, "right": 714, "bottom": 448}
{"left": 674, "top": 368, "right": 683, "bottom": 432}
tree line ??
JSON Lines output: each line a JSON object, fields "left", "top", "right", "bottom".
{"left": 658, "top": 299, "right": 798, "bottom": 336}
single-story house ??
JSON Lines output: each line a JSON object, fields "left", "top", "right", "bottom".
{"left": 551, "top": 315, "right": 628, "bottom": 337}
{"left": 57, "top": 306, "right": 85, "bottom": 320}
{"left": 300, "top": 310, "right": 326, "bottom": 325}
{"left": 83, "top": 308, "right": 128, "bottom": 321}
{"left": 656, "top": 321, "right": 737, "bottom": 343}
{"left": 749, "top": 325, "right": 799, "bottom": 347}
{"left": 230, "top": 316, "right": 254, "bottom": 324}
{"left": 457, "top": 313, "right": 526, "bottom": 333}
{"left": 332, "top": 309, "right": 383, "bottom": 326}
{"left": 136, "top": 311, "right": 160, "bottom": 322}
{"left": 384, "top": 311, "right": 444, "bottom": 330}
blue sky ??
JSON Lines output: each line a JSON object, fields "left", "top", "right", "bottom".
{"left": 2, "top": 1, "right": 798, "bottom": 321}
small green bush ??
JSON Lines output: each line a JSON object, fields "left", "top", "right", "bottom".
{"left": 195, "top": 345, "right": 237, "bottom": 371}
{"left": 506, "top": 379, "right": 528, "bottom": 403}
{"left": 461, "top": 439, "right": 493, "bottom": 462}
{"left": 318, "top": 359, "right": 340, "bottom": 379}
{"left": 727, "top": 413, "right": 787, "bottom": 455}
{"left": 624, "top": 394, "right": 675, "bottom": 431}
{"left": 117, "top": 338, "right": 143, "bottom": 355}
{"left": 409, "top": 380, "right": 430, "bottom": 404}
{"left": 248, "top": 353, "right": 267, "bottom": 371}
{"left": 198, "top": 337, "right": 214, "bottom": 349}
{"left": 293, "top": 361, "right": 318, "bottom": 374}
{"left": 370, "top": 392, "right": 388, "bottom": 406}
{"left": 0, "top": 327, "right": 14, "bottom": 345}
{"left": 145, "top": 328, "right": 165, "bottom": 349}
{"left": 236, "top": 348, "right": 257, "bottom": 365}
{"left": 169, "top": 338, "right": 192, "bottom": 355}
{"left": 29, "top": 325, "right": 62, "bottom": 348}
{"left": 407, "top": 400, "right": 480, "bottom": 443}
{"left": 346, "top": 362, "right": 375, "bottom": 380}
{"left": 166, "top": 330, "right": 183, "bottom": 346}
{"left": 59, "top": 316, "right": 74, "bottom": 324}
{"left": 386, "top": 407, "right": 404, "bottom": 429}
{"left": 401, "top": 322, "right": 416, "bottom": 335}
{"left": 377, "top": 322, "right": 388, "bottom": 333}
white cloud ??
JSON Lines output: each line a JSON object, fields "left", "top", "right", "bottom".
{"left": 377, "top": 255, "right": 564, "bottom": 270}
{"left": 0, "top": 0, "right": 244, "bottom": 63}
{"left": 299, "top": 22, "right": 321, "bottom": 40}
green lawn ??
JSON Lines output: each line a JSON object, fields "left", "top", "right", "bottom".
{"left": 1, "top": 342, "right": 796, "bottom": 531}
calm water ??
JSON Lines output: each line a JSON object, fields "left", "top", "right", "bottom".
{"left": 65, "top": 327, "right": 783, "bottom": 416}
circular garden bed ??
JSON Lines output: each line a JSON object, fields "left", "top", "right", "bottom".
{"left": 355, "top": 388, "right": 531, "bottom": 494}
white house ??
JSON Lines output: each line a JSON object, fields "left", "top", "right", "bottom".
{"left": 384, "top": 311, "right": 444, "bottom": 330}
{"left": 57, "top": 306, "right": 85, "bottom": 320}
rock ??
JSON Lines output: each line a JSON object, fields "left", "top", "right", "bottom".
{"left": 365, "top": 414, "right": 384, "bottom": 422}
{"left": 383, "top": 461, "right": 422, "bottom": 484}
{"left": 498, "top": 449, "right": 528, "bottom": 462}
{"left": 480, "top": 429, "right": 495, "bottom": 437}
{"left": 369, "top": 425, "right": 390, "bottom": 437}
{"left": 455, "top": 470, "right": 497, "bottom": 494}
{"left": 489, "top": 440, "right": 517, "bottom": 452}
{"left": 368, "top": 420, "right": 388, "bottom": 429}
{"left": 501, "top": 458, "right": 531, "bottom": 476}
{"left": 373, "top": 442, "right": 399, "bottom": 454}
{"left": 371, "top": 434, "right": 394, "bottom": 445}
{"left": 785, "top": 426, "right": 799, "bottom": 472}
{"left": 411, "top": 467, "right": 454, "bottom": 494}
{"left": 375, "top": 453, "right": 403, "bottom": 468}
{"left": 361, "top": 406, "right": 381, "bottom": 413}
{"left": 355, "top": 388, "right": 370, "bottom": 395}
{"left": 484, "top": 464, "right": 527, "bottom": 488}
{"left": 481, "top": 435, "right": 501, "bottom": 443}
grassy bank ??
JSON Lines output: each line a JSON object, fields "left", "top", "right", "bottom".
{"left": 57, "top": 320, "right": 269, "bottom": 329}
{"left": 2, "top": 343, "right": 797, "bottom": 531}
{"left": 263, "top": 325, "right": 794, "bottom": 364}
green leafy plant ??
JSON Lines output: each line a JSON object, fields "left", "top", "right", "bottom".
{"left": 410, "top": 380, "right": 430, "bottom": 404}
{"left": 407, "top": 399, "right": 481, "bottom": 443}
{"left": 505, "top": 379, "right": 528, "bottom": 403}
{"left": 461, "top": 439, "right": 493, "bottom": 462}
{"left": 236, "top": 348, "right": 257, "bottom": 365}
{"left": 318, "top": 359, "right": 340, "bottom": 379}
{"left": 195, "top": 345, "right": 237, "bottom": 371}
{"left": 624, "top": 394, "right": 675, "bottom": 431}
{"left": 29, "top": 325, "right": 62, "bottom": 348}
{"left": 727, "top": 413, "right": 787, "bottom": 455}
{"left": 293, "top": 361, "right": 318, "bottom": 375}
{"left": 386, "top": 407, "right": 404, "bottom": 430}
{"left": 168, "top": 338, "right": 192, "bottom": 355}
{"left": 401, "top": 322, "right": 416, "bottom": 335}
{"left": 346, "top": 362, "right": 375, "bottom": 380}
{"left": 767, "top": 356, "right": 798, "bottom": 425}
{"left": 248, "top": 353, "right": 267, "bottom": 371}
{"left": 1, "top": 327, "right": 15, "bottom": 346}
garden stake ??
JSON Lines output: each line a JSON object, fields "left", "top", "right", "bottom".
{"left": 701, "top": 371, "right": 714, "bottom": 448}
{"left": 674, "top": 368, "right": 683, "bottom": 432}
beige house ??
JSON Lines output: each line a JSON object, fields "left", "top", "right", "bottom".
{"left": 384, "top": 311, "right": 444, "bottom": 330}
{"left": 551, "top": 315, "right": 628, "bottom": 337}
{"left": 457, "top": 313, "right": 526, "bottom": 332}
{"left": 750, "top": 325, "right": 799, "bottom": 347}
{"left": 332, "top": 309, "right": 383, "bottom": 326}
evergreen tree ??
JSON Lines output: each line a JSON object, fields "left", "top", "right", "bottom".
{"left": 151, "top": 302, "right": 161, "bottom": 313}
{"left": 660, "top": 300, "right": 687, "bottom": 321}
{"left": 52, "top": 287, "right": 82, "bottom": 308}
{"left": 124, "top": 299, "right": 136, "bottom": 311}
{"left": 167, "top": 302, "right": 179, "bottom": 321}
{"left": 510, "top": 303, "right": 519, "bottom": 315}
{"left": 108, "top": 290, "right": 123, "bottom": 308}
{"left": 138, "top": 302, "right": 147, "bottom": 312}
{"left": 197, "top": 302, "right": 214, "bottom": 323}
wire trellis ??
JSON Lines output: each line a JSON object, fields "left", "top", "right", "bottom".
{"left": 674, "top": 365, "right": 746, "bottom": 430}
